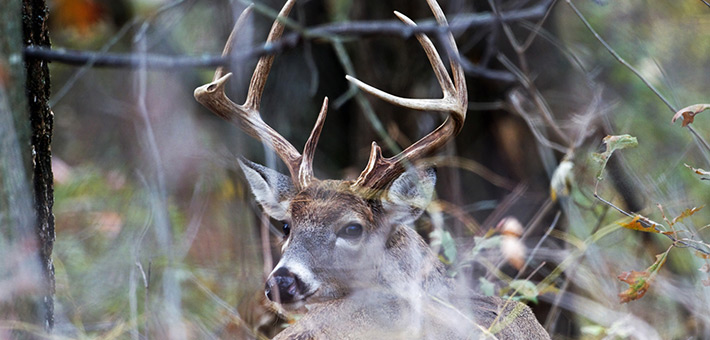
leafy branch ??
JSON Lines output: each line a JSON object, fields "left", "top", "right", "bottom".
{"left": 591, "top": 134, "right": 710, "bottom": 302}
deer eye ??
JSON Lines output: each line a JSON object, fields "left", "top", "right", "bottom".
{"left": 282, "top": 222, "right": 291, "bottom": 238}
{"left": 337, "top": 223, "right": 363, "bottom": 239}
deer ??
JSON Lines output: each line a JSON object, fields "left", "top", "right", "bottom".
{"left": 194, "top": 0, "right": 550, "bottom": 338}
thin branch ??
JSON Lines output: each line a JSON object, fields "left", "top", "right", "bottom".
{"left": 593, "top": 193, "right": 710, "bottom": 256}
{"left": 566, "top": 0, "right": 710, "bottom": 166}
{"left": 24, "top": 3, "right": 551, "bottom": 69}
{"left": 702, "top": 0, "right": 710, "bottom": 8}
{"left": 565, "top": 0, "right": 676, "bottom": 113}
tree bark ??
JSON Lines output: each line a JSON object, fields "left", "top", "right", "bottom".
{"left": 0, "top": 0, "right": 54, "bottom": 336}
{"left": 22, "top": 0, "right": 55, "bottom": 332}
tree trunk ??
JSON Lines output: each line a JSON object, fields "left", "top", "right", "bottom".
{"left": 0, "top": 0, "right": 55, "bottom": 336}
{"left": 22, "top": 0, "right": 55, "bottom": 331}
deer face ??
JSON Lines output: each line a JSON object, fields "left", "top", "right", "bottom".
{"left": 239, "top": 159, "right": 436, "bottom": 310}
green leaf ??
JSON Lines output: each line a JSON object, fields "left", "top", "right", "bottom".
{"left": 508, "top": 279, "right": 539, "bottom": 304}
{"left": 470, "top": 235, "right": 502, "bottom": 259}
{"left": 592, "top": 134, "right": 638, "bottom": 180}
{"left": 430, "top": 228, "right": 457, "bottom": 265}
{"left": 479, "top": 277, "right": 495, "bottom": 297}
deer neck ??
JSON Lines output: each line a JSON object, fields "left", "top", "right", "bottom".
{"left": 378, "top": 224, "right": 450, "bottom": 297}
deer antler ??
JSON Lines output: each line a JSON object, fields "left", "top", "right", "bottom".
{"left": 194, "top": 0, "right": 327, "bottom": 190}
{"left": 348, "top": 0, "right": 467, "bottom": 192}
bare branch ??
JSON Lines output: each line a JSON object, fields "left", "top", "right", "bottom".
{"left": 23, "top": 2, "right": 551, "bottom": 72}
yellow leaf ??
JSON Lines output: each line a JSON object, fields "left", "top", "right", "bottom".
{"left": 671, "top": 206, "right": 704, "bottom": 226}
{"left": 618, "top": 215, "right": 660, "bottom": 233}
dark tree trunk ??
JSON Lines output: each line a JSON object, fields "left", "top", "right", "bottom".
{"left": 22, "top": 0, "right": 55, "bottom": 332}
{"left": 0, "top": 0, "right": 54, "bottom": 336}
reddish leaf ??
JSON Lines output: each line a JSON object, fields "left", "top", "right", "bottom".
{"left": 618, "top": 270, "right": 650, "bottom": 303}
{"left": 53, "top": 0, "right": 103, "bottom": 35}
{"left": 618, "top": 249, "right": 669, "bottom": 303}
{"left": 671, "top": 104, "right": 710, "bottom": 127}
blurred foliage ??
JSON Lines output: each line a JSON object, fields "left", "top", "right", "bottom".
{"left": 5, "top": 0, "right": 707, "bottom": 338}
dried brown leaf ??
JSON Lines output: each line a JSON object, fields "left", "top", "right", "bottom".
{"left": 618, "top": 270, "right": 650, "bottom": 303}
{"left": 684, "top": 163, "right": 710, "bottom": 180}
{"left": 618, "top": 249, "right": 669, "bottom": 303}
{"left": 671, "top": 104, "right": 710, "bottom": 127}
{"left": 671, "top": 206, "right": 704, "bottom": 226}
{"left": 618, "top": 215, "right": 660, "bottom": 233}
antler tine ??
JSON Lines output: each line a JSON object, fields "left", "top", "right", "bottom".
{"left": 195, "top": 0, "right": 325, "bottom": 190}
{"left": 300, "top": 97, "right": 328, "bottom": 187}
{"left": 349, "top": 0, "right": 467, "bottom": 191}
{"left": 214, "top": 4, "right": 253, "bottom": 82}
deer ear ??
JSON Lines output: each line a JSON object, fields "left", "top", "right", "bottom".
{"left": 238, "top": 158, "right": 294, "bottom": 220}
{"left": 384, "top": 167, "right": 436, "bottom": 225}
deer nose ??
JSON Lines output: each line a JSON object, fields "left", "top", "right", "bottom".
{"left": 265, "top": 267, "right": 302, "bottom": 304}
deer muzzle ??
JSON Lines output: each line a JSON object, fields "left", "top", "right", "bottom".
{"left": 265, "top": 266, "right": 304, "bottom": 304}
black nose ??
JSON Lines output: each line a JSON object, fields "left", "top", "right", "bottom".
{"left": 265, "top": 267, "right": 301, "bottom": 304}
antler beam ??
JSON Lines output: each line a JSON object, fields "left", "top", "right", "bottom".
{"left": 347, "top": 0, "right": 467, "bottom": 191}
{"left": 194, "top": 0, "right": 327, "bottom": 190}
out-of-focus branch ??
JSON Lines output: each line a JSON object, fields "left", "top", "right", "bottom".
{"left": 566, "top": 0, "right": 710, "bottom": 162}
{"left": 24, "top": 1, "right": 552, "bottom": 73}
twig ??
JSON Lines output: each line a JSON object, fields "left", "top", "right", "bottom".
{"left": 565, "top": 0, "right": 675, "bottom": 112}
{"left": 702, "top": 0, "right": 710, "bottom": 8}
{"left": 566, "top": 0, "right": 710, "bottom": 162}
{"left": 517, "top": 210, "right": 560, "bottom": 278}
{"left": 24, "top": 2, "right": 550, "bottom": 68}
{"left": 260, "top": 213, "right": 273, "bottom": 281}
{"left": 135, "top": 261, "right": 151, "bottom": 339}
{"left": 593, "top": 193, "right": 710, "bottom": 256}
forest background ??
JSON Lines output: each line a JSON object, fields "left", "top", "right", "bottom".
{"left": 1, "top": 0, "right": 709, "bottom": 339}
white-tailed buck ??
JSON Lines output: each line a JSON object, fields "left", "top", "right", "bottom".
{"left": 195, "top": 0, "right": 550, "bottom": 338}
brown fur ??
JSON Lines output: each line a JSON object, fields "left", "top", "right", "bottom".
{"left": 266, "top": 181, "right": 549, "bottom": 339}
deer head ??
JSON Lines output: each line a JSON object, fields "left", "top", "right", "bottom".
{"left": 194, "top": 0, "right": 466, "bottom": 310}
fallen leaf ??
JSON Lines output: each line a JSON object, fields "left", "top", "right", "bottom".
{"left": 671, "top": 104, "right": 710, "bottom": 127}
{"left": 618, "top": 215, "right": 660, "bottom": 233}
{"left": 696, "top": 251, "right": 710, "bottom": 260}
{"left": 699, "top": 263, "right": 710, "bottom": 273}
